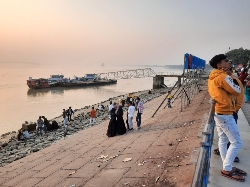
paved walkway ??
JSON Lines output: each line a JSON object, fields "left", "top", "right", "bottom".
{"left": 208, "top": 103, "right": 250, "bottom": 186}
{"left": 0, "top": 88, "right": 211, "bottom": 187}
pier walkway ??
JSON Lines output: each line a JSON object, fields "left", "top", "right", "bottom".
{"left": 208, "top": 102, "right": 250, "bottom": 187}
{"left": 0, "top": 86, "right": 211, "bottom": 187}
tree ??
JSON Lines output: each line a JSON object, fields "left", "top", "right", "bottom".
{"left": 226, "top": 47, "right": 250, "bottom": 65}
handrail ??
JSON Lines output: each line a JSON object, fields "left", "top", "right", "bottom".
{"left": 191, "top": 100, "right": 215, "bottom": 187}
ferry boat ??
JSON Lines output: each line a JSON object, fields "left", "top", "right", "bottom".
{"left": 27, "top": 77, "right": 50, "bottom": 89}
{"left": 59, "top": 74, "right": 117, "bottom": 87}
{"left": 27, "top": 74, "right": 117, "bottom": 89}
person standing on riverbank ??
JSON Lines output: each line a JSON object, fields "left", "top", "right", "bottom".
{"left": 63, "top": 109, "right": 67, "bottom": 128}
{"left": 108, "top": 101, "right": 114, "bottom": 119}
{"left": 213, "top": 62, "right": 244, "bottom": 163}
{"left": 90, "top": 106, "right": 96, "bottom": 125}
{"left": 67, "top": 106, "right": 74, "bottom": 122}
{"left": 128, "top": 101, "right": 135, "bottom": 130}
{"left": 36, "top": 116, "right": 44, "bottom": 136}
{"left": 42, "top": 116, "right": 49, "bottom": 133}
{"left": 135, "top": 97, "right": 144, "bottom": 130}
{"left": 167, "top": 91, "right": 173, "bottom": 108}
{"left": 208, "top": 54, "right": 246, "bottom": 182}
{"left": 116, "top": 106, "right": 126, "bottom": 135}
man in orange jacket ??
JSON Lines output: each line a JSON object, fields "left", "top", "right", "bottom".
{"left": 90, "top": 106, "right": 96, "bottom": 125}
{"left": 208, "top": 54, "right": 246, "bottom": 182}
{"left": 213, "top": 62, "right": 244, "bottom": 162}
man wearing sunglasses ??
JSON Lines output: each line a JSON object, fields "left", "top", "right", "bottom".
{"left": 208, "top": 54, "right": 246, "bottom": 182}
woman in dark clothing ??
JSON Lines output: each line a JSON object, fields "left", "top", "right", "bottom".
{"left": 106, "top": 108, "right": 117, "bottom": 137}
{"left": 116, "top": 106, "right": 127, "bottom": 135}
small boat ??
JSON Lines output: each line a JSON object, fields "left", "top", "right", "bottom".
{"left": 27, "top": 77, "right": 50, "bottom": 89}
{"left": 100, "top": 63, "right": 104, "bottom": 66}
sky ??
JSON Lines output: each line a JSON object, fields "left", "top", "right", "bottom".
{"left": 1, "top": 0, "right": 250, "bottom": 66}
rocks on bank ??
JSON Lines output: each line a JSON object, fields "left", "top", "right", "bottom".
{"left": 0, "top": 88, "right": 169, "bottom": 167}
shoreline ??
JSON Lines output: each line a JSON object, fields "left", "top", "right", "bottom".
{"left": 0, "top": 87, "right": 169, "bottom": 167}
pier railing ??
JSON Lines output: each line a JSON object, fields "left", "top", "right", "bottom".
{"left": 191, "top": 100, "right": 215, "bottom": 187}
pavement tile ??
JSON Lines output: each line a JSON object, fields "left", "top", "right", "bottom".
{"left": 114, "top": 177, "right": 148, "bottom": 187}
{"left": 97, "top": 148, "right": 123, "bottom": 158}
{"left": 34, "top": 169, "right": 75, "bottom": 187}
{"left": 62, "top": 157, "right": 93, "bottom": 170}
{"left": 69, "top": 160, "right": 108, "bottom": 179}
{"left": 30, "top": 160, "right": 56, "bottom": 171}
{"left": 122, "top": 142, "right": 152, "bottom": 154}
{"left": 15, "top": 177, "right": 44, "bottom": 187}
{"left": 52, "top": 151, "right": 79, "bottom": 164}
{"left": 2, "top": 170, "right": 39, "bottom": 187}
{"left": 72, "top": 145, "right": 94, "bottom": 155}
{"left": 56, "top": 177, "right": 87, "bottom": 187}
{"left": 78, "top": 147, "right": 106, "bottom": 158}
{"left": 94, "top": 135, "right": 123, "bottom": 148}
{"left": 32, "top": 162, "right": 63, "bottom": 178}
{"left": 105, "top": 153, "right": 143, "bottom": 169}
{"left": 1, "top": 161, "right": 25, "bottom": 172}
{"left": 84, "top": 168, "right": 129, "bottom": 187}
{"left": 124, "top": 158, "right": 165, "bottom": 179}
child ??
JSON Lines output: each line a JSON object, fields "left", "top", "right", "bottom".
{"left": 167, "top": 91, "right": 173, "bottom": 108}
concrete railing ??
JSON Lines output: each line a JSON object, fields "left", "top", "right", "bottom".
{"left": 191, "top": 100, "right": 215, "bottom": 187}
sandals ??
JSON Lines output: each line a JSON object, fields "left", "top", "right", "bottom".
{"left": 221, "top": 170, "right": 245, "bottom": 182}
{"left": 234, "top": 157, "right": 240, "bottom": 163}
{"left": 232, "top": 167, "right": 247, "bottom": 176}
{"left": 214, "top": 148, "right": 220, "bottom": 155}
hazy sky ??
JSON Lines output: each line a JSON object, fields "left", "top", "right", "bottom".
{"left": 1, "top": 0, "right": 250, "bottom": 66}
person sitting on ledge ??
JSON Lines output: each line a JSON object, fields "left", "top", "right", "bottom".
{"left": 17, "top": 129, "right": 25, "bottom": 141}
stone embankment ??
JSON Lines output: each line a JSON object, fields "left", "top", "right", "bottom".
{"left": 0, "top": 88, "right": 168, "bottom": 167}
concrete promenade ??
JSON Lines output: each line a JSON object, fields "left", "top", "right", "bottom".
{"left": 0, "top": 88, "right": 211, "bottom": 187}
{"left": 208, "top": 103, "right": 250, "bottom": 186}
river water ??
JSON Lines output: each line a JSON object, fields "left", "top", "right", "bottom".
{"left": 0, "top": 62, "right": 183, "bottom": 135}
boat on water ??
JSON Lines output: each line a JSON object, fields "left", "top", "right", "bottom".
{"left": 27, "top": 77, "right": 50, "bottom": 89}
{"left": 27, "top": 74, "right": 117, "bottom": 89}
{"left": 58, "top": 74, "right": 117, "bottom": 87}
{"left": 100, "top": 63, "right": 104, "bottom": 66}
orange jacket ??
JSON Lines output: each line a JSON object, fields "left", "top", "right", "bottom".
{"left": 90, "top": 109, "right": 96, "bottom": 118}
{"left": 208, "top": 69, "right": 242, "bottom": 114}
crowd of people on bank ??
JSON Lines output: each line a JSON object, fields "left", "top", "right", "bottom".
{"left": 208, "top": 54, "right": 250, "bottom": 182}
{"left": 106, "top": 96, "right": 144, "bottom": 137}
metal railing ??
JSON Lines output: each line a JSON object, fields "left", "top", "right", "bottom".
{"left": 191, "top": 100, "right": 215, "bottom": 187}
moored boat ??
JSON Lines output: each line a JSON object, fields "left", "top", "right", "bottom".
{"left": 27, "top": 74, "right": 117, "bottom": 89}
{"left": 27, "top": 77, "right": 50, "bottom": 89}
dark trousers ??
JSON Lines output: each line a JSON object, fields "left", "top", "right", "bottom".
{"left": 136, "top": 113, "right": 142, "bottom": 127}
{"left": 167, "top": 98, "right": 172, "bottom": 108}
{"left": 68, "top": 114, "right": 72, "bottom": 121}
